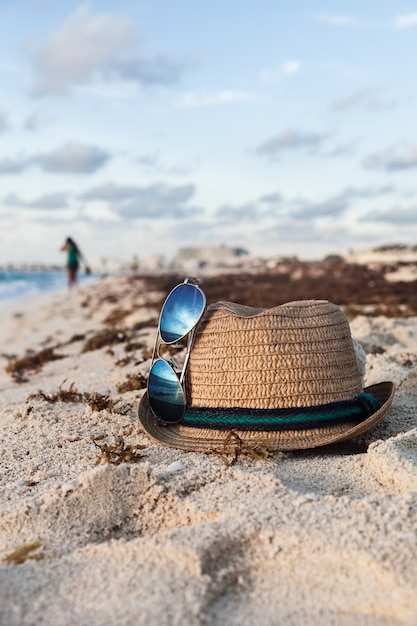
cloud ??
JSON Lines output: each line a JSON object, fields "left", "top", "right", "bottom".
{"left": 360, "top": 207, "right": 417, "bottom": 225}
{"left": 136, "top": 153, "right": 192, "bottom": 176}
{"left": 258, "top": 220, "right": 321, "bottom": 244}
{"left": 30, "top": 5, "right": 185, "bottom": 95}
{"left": 215, "top": 202, "right": 274, "bottom": 224}
{"left": 256, "top": 130, "right": 328, "bottom": 156}
{"left": 316, "top": 14, "right": 359, "bottom": 27}
{"left": 294, "top": 186, "right": 395, "bottom": 219}
{"left": 261, "top": 60, "right": 301, "bottom": 83}
{"left": 23, "top": 112, "right": 44, "bottom": 131}
{"left": 282, "top": 60, "right": 300, "bottom": 76}
{"left": 0, "top": 142, "right": 110, "bottom": 175}
{"left": 211, "top": 186, "right": 395, "bottom": 231}
{"left": 330, "top": 88, "right": 396, "bottom": 112}
{"left": 38, "top": 142, "right": 110, "bottom": 173}
{"left": 177, "top": 90, "right": 258, "bottom": 108}
{"left": 295, "top": 197, "right": 348, "bottom": 219}
{"left": 394, "top": 13, "right": 417, "bottom": 28}
{"left": 80, "top": 182, "right": 199, "bottom": 219}
{"left": 111, "top": 56, "right": 183, "bottom": 86}
{"left": 363, "top": 143, "right": 417, "bottom": 171}
{"left": 0, "top": 113, "right": 10, "bottom": 133}
{"left": 3, "top": 191, "right": 70, "bottom": 209}
{"left": 260, "top": 192, "right": 283, "bottom": 205}
{"left": 0, "top": 156, "right": 31, "bottom": 174}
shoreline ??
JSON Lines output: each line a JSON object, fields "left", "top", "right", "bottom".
{"left": 0, "top": 270, "right": 103, "bottom": 311}
{"left": 1, "top": 273, "right": 417, "bottom": 625}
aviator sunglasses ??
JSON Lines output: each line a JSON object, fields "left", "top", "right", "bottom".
{"left": 147, "top": 277, "right": 206, "bottom": 424}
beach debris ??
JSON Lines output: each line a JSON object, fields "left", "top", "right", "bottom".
{"left": 132, "top": 318, "right": 158, "bottom": 331}
{"left": 81, "top": 328, "right": 127, "bottom": 353}
{"left": 116, "top": 372, "right": 147, "bottom": 393}
{"left": 115, "top": 355, "right": 133, "bottom": 367}
{"left": 5, "top": 347, "right": 65, "bottom": 381}
{"left": 165, "top": 461, "right": 186, "bottom": 473}
{"left": 26, "top": 381, "right": 83, "bottom": 403}
{"left": 103, "top": 307, "right": 133, "bottom": 326}
{"left": 124, "top": 340, "right": 148, "bottom": 353}
{"left": 211, "top": 431, "right": 271, "bottom": 466}
{"left": 26, "top": 382, "right": 121, "bottom": 412}
{"left": 92, "top": 435, "right": 146, "bottom": 466}
{"left": 3, "top": 540, "right": 45, "bottom": 565}
{"left": 61, "top": 480, "right": 79, "bottom": 493}
{"left": 25, "top": 479, "right": 39, "bottom": 487}
{"left": 86, "top": 391, "right": 119, "bottom": 412}
{"left": 66, "top": 333, "right": 86, "bottom": 344}
{"left": 140, "top": 347, "right": 153, "bottom": 361}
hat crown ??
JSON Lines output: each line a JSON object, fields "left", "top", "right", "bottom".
{"left": 186, "top": 300, "right": 362, "bottom": 410}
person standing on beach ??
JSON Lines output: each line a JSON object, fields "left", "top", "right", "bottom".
{"left": 60, "top": 237, "right": 88, "bottom": 288}
{"left": 131, "top": 254, "right": 139, "bottom": 275}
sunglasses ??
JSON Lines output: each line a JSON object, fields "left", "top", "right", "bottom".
{"left": 147, "top": 277, "right": 206, "bottom": 424}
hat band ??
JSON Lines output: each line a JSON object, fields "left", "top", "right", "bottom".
{"left": 182, "top": 392, "right": 379, "bottom": 431}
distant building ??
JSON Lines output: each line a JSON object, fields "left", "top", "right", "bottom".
{"left": 347, "top": 245, "right": 417, "bottom": 265}
{"left": 174, "top": 245, "right": 249, "bottom": 265}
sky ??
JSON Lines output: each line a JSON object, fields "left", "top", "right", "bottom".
{"left": 1, "top": 0, "right": 417, "bottom": 266}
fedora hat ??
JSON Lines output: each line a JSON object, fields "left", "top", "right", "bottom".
{"left": 138, "top": 300, "right": 395, "bottom": 452}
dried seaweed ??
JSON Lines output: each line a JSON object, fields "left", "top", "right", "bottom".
{"left": 66, "top": 333, "right": 86, "bottom": 344}
{"left": 3, "top": 540, "right": 45, "bottom": 565}
{"left": 115, "top": 355, "right": 133, "bottom": 367}
{"left": 26, "top": 382, "right": 120, "bottom": 412}
{"left": 9, "top": 370, "right": 29, "bottom": 384}
{"left": 5, "top": 347, "right": 65, "bottom": 380}
{"left": 141, "top": 347, "right": 153, "bottom": 361}
{"left": 92, "top": 435, "right": 146, "bottom": 465}
{"left": 116, "top": 373, "right": 147, "bottom": 393}
{"left": 124, "top": 340, "right": 147, "bottom": 353}
{"left": 212, "top": 431, "right": 271, "bottom": 466}
{"left": 103, "top": 308, "right": 133, "bottom": 326}
{"left": 26, "top": 381, "right": 83, "bottom": 403}
{"left": 87, "top": 392, "right": 119, "bottom": 412}
{"left": 132, "top": 318, "right": 159, "bottom": 331}
{"left": 81, "top": 328, "right": 127, "bottom": 353}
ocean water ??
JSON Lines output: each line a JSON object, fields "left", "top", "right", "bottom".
{"left": 0, "top": 269, "right": 96, "bottom": 307}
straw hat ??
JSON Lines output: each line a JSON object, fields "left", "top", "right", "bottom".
{"left": 138, "top": 300, "right": 395, "bottom": 452}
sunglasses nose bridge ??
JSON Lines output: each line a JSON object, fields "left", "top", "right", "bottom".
{"left": 151, "top": 333, "right": 163, "bottom": 361}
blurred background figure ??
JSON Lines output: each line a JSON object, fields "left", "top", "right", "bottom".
{"left": 60, "top": 237, "right": 89, "bottom": 288}
{"left": 100, "top": 257, "right": 108, "bottom": 278}
{"left": 131, "top": 254, "right": 139, "bottom": 276}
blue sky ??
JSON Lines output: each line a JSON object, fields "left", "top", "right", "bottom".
{"left": 1, "top": 1, "right": 417, "bottom": 265}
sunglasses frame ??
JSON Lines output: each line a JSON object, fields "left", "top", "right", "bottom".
{"left": 147, "top": 277, "right": 206, "bottom": 425}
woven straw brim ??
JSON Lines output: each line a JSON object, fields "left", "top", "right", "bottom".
{"left": 138, "top": 381, "right": 395, "bottom": 452}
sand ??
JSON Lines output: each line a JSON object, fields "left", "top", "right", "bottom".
{"left": 1, "top": 276, "right": 417, "bottom": 626}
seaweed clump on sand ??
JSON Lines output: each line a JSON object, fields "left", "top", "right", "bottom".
{"left": 211, "top": 431, "right": 271, "bottom": 467}
{"left": 87, "top": 391, "right": 120, "bottom": 412}
{"left": 26, "top": 381, "right": 120, "bottom": 412}
{"left": 81, "top": 328, "right": 127, "bottom": 353}
{"left": 3, "top": 540, "right": 45, "bottom": 565}
{"left": 92, "top": 435, "right": 146, "bottom": 465}
{"left": 116, "top": 373, "right": 147, "bottom": 393}
{"left": 26, "top": 381, "right": 84, "bottom": 403}
{"left": 5, "top": 347, "right": 65, "bottom": 382}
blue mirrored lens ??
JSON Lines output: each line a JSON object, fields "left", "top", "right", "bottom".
{"left": 160, "top": 283, "right": 205, "bottom": 344}
{"left": 148, "top": 359, "right": 186, "bottom": 423}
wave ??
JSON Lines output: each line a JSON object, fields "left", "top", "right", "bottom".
{"left": 0, "top": 269, "right": 96, "bottom": 307}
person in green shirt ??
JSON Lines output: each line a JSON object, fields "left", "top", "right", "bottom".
{"left": 60, "top": 237, "right": 88, "bottom": 288}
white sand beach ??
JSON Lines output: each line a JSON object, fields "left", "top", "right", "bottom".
{"left": 1, "top": 275, "right": 417, "bottom": 625}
